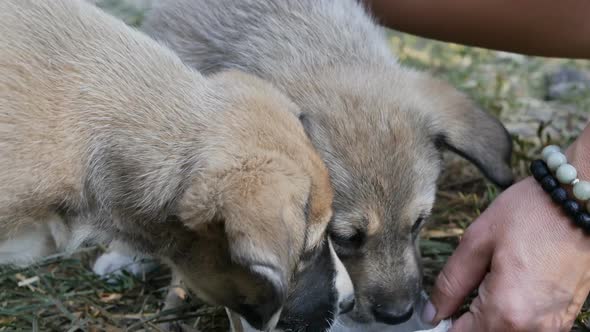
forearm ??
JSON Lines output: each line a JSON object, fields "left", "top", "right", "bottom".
{"left": 364, "top": 0, "right": 590, "bottom": 59}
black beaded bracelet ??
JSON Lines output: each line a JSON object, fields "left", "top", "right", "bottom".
{"left": 530, "top": 159, "right": 590, "bottom": 232}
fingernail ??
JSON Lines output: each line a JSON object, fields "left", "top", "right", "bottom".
{"left": 421, "top": 300, "right": 437, "bottom": 323}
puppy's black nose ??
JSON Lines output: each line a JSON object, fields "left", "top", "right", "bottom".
{"left": 372, "top": 305, "right": 413, "bottom": 325}
{"left": 339, "top": 295, "right": 355, "bottom": 314}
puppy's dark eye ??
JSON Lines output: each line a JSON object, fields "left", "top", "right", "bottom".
{"left": 331, "top": 230, "right": 365, "bottom": 249}
{"left": 412, "top": 216, "right": 425, "bottom": 234}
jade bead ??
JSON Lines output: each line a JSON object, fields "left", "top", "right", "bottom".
{"left": 573, "top": 181, "right": 590, "bottom": 201}
{"left": 546, "top": 152, "right": 567, "bottom": 171}
{"left": 542, "top": 145, "right": 561, "bottom": 162}
{"left": 556, "top": 164, "right": 577, "bottom": 184}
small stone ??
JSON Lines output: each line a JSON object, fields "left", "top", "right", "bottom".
{"left": 540, "top": 175, "right": 559, "bottom": 193}
{"left": 573, "top": 181, "right": 590, "bottom": 201}
{"left": 547, "top": 152, "right": 567, "bottom": 171}
{"left": 556, "top": 164, "right": 577, "bottom": 184}
{"left": 530, "top": 160, "right": 550, "bottom": 181}
{"left": 563, "top": 199, "right": 581, "bottom": 217}
{"left": 542, "top": 145, "right": 561, "bottom": 161}
{"left": 550, "top": 187, "right": 568, "bottom": 204}
{"left": 575, "top": 212, "right": 590, "bottom": 232}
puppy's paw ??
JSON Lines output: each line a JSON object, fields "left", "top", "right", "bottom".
{"left": 92, "top": 250, "right": 158, "bottom": 278}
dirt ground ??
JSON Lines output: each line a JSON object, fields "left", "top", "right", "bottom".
{"left": 2, "top": 1, "right": 590, "bottom": 331}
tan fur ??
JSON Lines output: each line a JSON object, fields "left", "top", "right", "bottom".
{"left": 0, "top": 0, "right": 338, "bottom": 329}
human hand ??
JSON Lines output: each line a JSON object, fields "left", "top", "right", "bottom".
{"left": 423, "top": 136, "right": 590, "bottom": 331}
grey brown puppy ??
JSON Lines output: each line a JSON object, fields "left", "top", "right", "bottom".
{"left": 142, "top": 0, "right": 513, "bottom": 325}
{"left": 0, "top": 0, "right": 353, "bottom": 330}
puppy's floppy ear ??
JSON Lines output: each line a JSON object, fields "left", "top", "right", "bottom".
{"left": 177, "top": 170, "right": 308, "bottom": 330}
{"left": 409, "top": 71, "right": 514, "bottom": 188}
{"left": 218, "top": 200, "right": 288, "bottom": 331}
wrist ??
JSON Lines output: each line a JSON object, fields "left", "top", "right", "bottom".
{"left": 527, "top": 131, "right": 590, "bottom": 243}
{"left": 519, "top": 176, "right": 590, "bottom": 261}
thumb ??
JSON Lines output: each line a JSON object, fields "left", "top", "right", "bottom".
{"left": 425, "top": 209, "right": 496, "bottom": 323}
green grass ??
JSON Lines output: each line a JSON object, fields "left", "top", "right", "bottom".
{"left": 2, "top": 1, "right": 590, "bottom": 331}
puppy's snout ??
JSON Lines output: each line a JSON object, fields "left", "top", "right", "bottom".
{"left": 339, "top": 295, "right": 355, "bottom": 314}
{"left": 372, "top": 303, "right": 414, "bottom": 325}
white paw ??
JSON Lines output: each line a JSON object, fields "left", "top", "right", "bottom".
{"left": 93, "top": 251, "right": 158, "bottom": 278}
